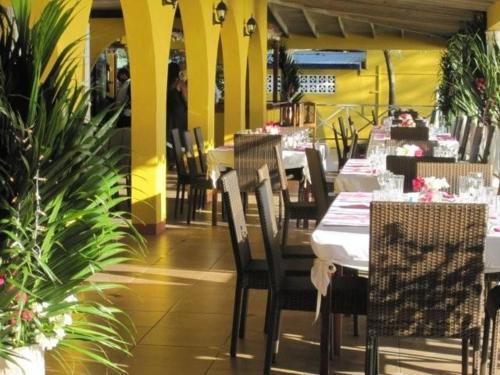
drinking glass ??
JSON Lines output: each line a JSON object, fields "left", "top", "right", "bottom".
{"left": 458, "top": 176, "right": 470, "bottom": 201}
{"left": 484, "top": 186, "right": 497, "bottom": 212}
{"left": 469, "top": 172, "right": 484, "bottom": 202}
{"left": 377, "top": 171, "right": 393, "bottom": 191}
{"left": 390, "top": 175, "right": 405, "bottom": 201}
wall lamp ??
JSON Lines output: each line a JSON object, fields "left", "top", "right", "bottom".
{"left": 244, "top": 16, "right": 257, "bottom": 37}
{"left": 162, "top": 0, "right": 177, "bottom": 6}
{"left": 214, "top": 0, "right": 228, "bottom": 24}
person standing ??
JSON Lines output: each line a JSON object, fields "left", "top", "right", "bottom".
{"left": 115, "top": 67, "right": 131, "bottom": 128}
{"left": 166, "top": 62, "right": 188, "bottom": 167}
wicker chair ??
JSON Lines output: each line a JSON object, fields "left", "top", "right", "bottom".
{"left": 386, "top": 155, "right": 455, "bottom": 192}
{"left": 367, "top": 202, "right": 486, "bottom": 375}
{"left": 273, "top": 146, "right": 317, "bottom": 250}
{"left": 481, "top": 286, "right": 500, "bottom": 375}
{"left": 234, "top": 133, "right": 281, "bottom": 194}
{"left": 220, "top": 171, "right": 313, "bottom": 357}
{"left": 390, "top": 126, "right": 429, "bottom": 141}
{"left": 305, "top": 148, "right": 333, "bottom": 221}
{"left": 416, "top": 162, "right": 493, "bottom": 195}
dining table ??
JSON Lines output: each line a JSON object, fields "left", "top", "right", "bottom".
{"left": 310, "top": 191, "right": 500, "bottom": 354}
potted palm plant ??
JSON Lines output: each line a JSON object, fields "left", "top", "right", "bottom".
{"left": 0, "top": 0, "right": 142, "bottom": 373}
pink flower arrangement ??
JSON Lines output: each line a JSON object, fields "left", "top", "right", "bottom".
{"left": 475, "top": 77, "right": 486, "bottom": 93}
{"left": 399, "top": 113, "right": 415, "bottom": 127}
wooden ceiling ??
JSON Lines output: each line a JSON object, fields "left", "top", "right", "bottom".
{"left": 91, "top": 0, "right": 494, "bottom": 40}
{"left": 268, "top": 0, "right": 495, "bottom": 41}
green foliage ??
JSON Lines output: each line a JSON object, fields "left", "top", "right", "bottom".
{"left": 438, "top": 16, "right": 499, "bottom": 127}
{"left": 279, "top": 44, "right": 303, "bottom": 103}
{"left": 0, "top": 0, "right": 143, "bottom": 372}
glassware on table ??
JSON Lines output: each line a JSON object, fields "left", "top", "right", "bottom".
{"left": 484, "top": 186, "right": 497, "bottom": 212}
{"left": 390, "top": 175, "right": 405, "bottom": 201}
{"left": 377, "top": 171, "right": 393, "bottom": 191}
{"left": 469, "top": 172, "right": 484, "bottom": 202}
{"left": 458, "top": 176, "right": 470, "bottom": 201}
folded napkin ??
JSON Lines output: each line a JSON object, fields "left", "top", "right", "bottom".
{"left": 337, "top": 204, "right": 370, "bottom": 209}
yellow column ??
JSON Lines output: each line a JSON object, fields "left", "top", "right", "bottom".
{"left": 247, "top": 0, "right": 267, "bottom": 129}
{"left": 89, "top": 18, "right": 125, "bottom": 66}
{"left": 120, "top": 0, "right": 174, "bottom": 234}
{"left": 179, "top": 0, "right": 221, "bottom": 148}
{"left": 488, "top": 1, "right": 500, "bottom": 31}
{"left": 221, "top": 0, "right": 251, "bottom": 139}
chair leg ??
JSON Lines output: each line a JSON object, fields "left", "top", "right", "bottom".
{"left": 263, "top": 296, "right": 279, "bottom": 375}
{"left": 272, "top": 307, "right": 282, "bottom": 362}
{"left": 180, "top": 183, "right": 186, "bottom": 214}
{"left": 329, "top": 314, "right": 334, "bottom": 361}
{"left": 365, "top": 335, "right": 376, "bottom": 375}
{"left": 481, "top": 311, "right": 491, "bottom": 375}
{"left": 353, "top": 314, "right": 359, "bottom": 337}
{"left": 230, "top": 283, "right": 243, "bottom": 357}
{"left": 174, "top": 182, "right": 181, "bottom": 218}
{"left": 374, "top": 336, "right": 379, "bottom": 375}
{"left": 473, "top": 332, "right": 481, "bottom": 375}
{"left": 186, "top": 186, "right": 194, "bottom": 225}
{"left": 264, "top": 291, "right": 271, "bottom": 334}
{"left": 490, "top": 312, "right": 499, "bottom": 375}
{"left": 239, "top": 288, "right": 249, "bottom": 339}
{"left": 191, "top": 188, "right": 198, "bottom": 220}
{"left": 463, "top": 336, "right": 470, "bottom": 375}
{"left": 282, "top": 213, "right": 290, "bottom": 249}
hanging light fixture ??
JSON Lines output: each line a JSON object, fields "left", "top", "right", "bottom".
{"left": 162, "top": 0, "right": 177, "bottom": 6}
{"left": 245, "top": 16, "right": 257, "bottom": 36}
{"left": 214, "top": 0, "right": 228, "bottom": 24}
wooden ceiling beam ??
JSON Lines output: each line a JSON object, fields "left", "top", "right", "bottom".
{"left": 268, "top": 4, "right": 290, "bottom": 37}
{"left": 344, "top": 0, "right": 485, "bottom": 16}
{"left": 302, "top": 9, "right": 319, "bottom": 38}
{"left": 338, "top": 16, "right": 348, "bottom": 38}
{"left": 370, "top": 23, "right": 377, "bottom": 38}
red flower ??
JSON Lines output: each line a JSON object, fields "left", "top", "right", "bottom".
{"left": 412, "top": 177, "right": 425, "bottom": 192}
{"left": 475, "top": 78, "right": 486, "bottom": 93}
{"left": 0, "top": 276, "right": 5, "bottom": 287}
{"left": 21, "top": 310, "right": 33, "bottom": 322}
{"left": 415, "top": 149, "right": 424, "bottom": 157}
{"left": 10, "top": 317, "right": 17, "bottom": 325}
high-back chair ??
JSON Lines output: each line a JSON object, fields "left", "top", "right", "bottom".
{"left": 416, "top": 162, "right": 493, "bottom": 195}
{"left": 468, "top": 124, "right": 484, "bottom": 163}
{"left": 234, "top": 133, "right": 281, "bottom": 194}
{"left": 452, "top": 114, "right": 466, "bottom": 139}
{"left": 459, "top": 117, "right": 474, "bottom": 160}
{"left": 193, "top": 127, "right": 208, "bottom": 174}
{"left": 390, "top": 126, "right": 429, "bottom": 141}
{"left": 171, "top": 128, "right": 190, "bottom": 217}
{"left": 260, "top": 159, "right": 316, "bottom": 256}
{"left": 386, "top": 155, "right": 455, "bottom": 192}
{"left": 305, "top": 148, "right": 331, "bottom": 221}
{"left": 481, "top": 125, "right": 496, "bottom": 164}
{"left": 367, "top": 202, "right": 486, "bottom": 375}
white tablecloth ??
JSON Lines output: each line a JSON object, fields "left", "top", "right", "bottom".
{"left": 334, "top": 159, "right": 379, "bottom": 193}
{"left": 207, "top": 144, "right": 326, "bottom": 186}
{"left": 310, "top": 192, "right": 500, "bottom": 296}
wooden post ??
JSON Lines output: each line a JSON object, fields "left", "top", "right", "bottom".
{"left": 273, "top": 39, "right": 279, "bottom": 103}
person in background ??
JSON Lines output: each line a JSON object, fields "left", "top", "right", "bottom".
{"left": 115, "top": 67, "right": 131, "bottom": 128}
{"left": 166, "top": 62, "right": 188, "bottom": 168}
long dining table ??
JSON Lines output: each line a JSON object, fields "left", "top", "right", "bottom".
{"left": 310, "top": 191, "right": 500, "bottom": 355}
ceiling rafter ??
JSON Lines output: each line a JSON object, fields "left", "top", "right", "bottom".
{"left": 337, "top": 17, "right": 347, "bottom": 38}
{"left": 268, "top": 4, "right": 290, "bottom": 38}
{"left": 370, "top": 23, "right": 376, "bottom": 39}
{"left": 302, "top": 8, "right": 319, "bottom": 38}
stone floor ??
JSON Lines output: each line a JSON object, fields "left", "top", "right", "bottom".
{"left": 46, "top": 175, "right": 491, "bottom": 374}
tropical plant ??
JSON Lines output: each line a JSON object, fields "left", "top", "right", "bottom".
{"left": 0, "top": 0, "right": 142, "bottom": 372}
{"left": 437, "top": 15, "right": 499, "bottom": 127}
{"left": 279, "top": 44, "right": 303, "bottom": 103}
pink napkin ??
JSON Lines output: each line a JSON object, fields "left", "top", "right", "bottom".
{"left": 494, "top": 227, "right": 500, "bottom": 233}
{"left": 436, "top": 134, "right": 454, "bottom": 141}
{"left": 338, "top": 204, "right": 370, "bottom": 209}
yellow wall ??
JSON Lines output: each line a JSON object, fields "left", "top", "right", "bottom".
{"left": 488, "top": 0, "right": 500, "bottom": 31}
{"left": 267, "top": 49, "right": 443, "bottom": 140}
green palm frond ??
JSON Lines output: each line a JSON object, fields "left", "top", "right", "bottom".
{"left": 0, "top": 0, "right": 143, "bottom": 372}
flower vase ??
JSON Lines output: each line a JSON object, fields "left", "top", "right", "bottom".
{"left": 0, "top": 345, "right": 45, "bottom": 375}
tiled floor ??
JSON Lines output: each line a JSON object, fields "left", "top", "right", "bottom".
{"left": 46, "top": 177, "right": 490, "bottom": 374}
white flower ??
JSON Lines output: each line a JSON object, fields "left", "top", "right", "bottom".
{"left": 64, "top": 295, "right": 78, "bottom": 304}
{"left": 35, "top": 333, "right": 59, "bottom": 351}
{"left": 31, "top": 303, "right": 43, "bottom": 314}
{"left": 62, "top": 313, "right": 72, "bottom": 326}
{"left": 424, "top": 177, "right": 449, "bottom": 191}
{"left": 49, "top": 313, "right": 73, "bottom": 327}
{"left": 54, "top": 327, "right": 66, "bottom": 340}
{"left": 396, "top": 144, "right": 423, "bottom": 157}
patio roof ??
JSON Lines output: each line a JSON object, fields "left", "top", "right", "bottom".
{"left": 92, "top": 0, "right": 495, "bottom": 41}
{"left": 267, "top": 0, "right": 495, "bottom": 40}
